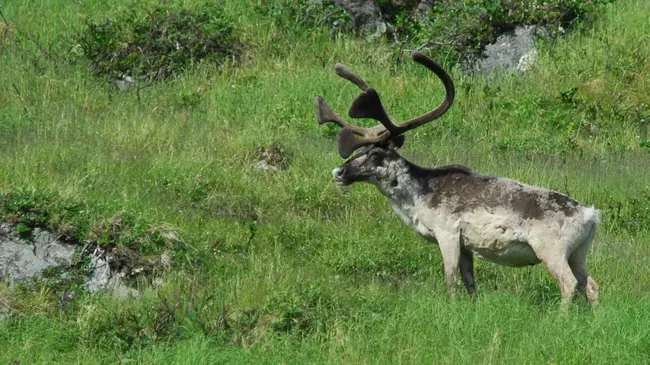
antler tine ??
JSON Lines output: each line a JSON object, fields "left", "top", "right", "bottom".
{"left": 334, "top": 63, "right": 397, "bottom": 131}
{"left": 316, "top": 63, "right": 389, "bottom": 139}
{"left": 315, "top": 96, "right": 369, "bottom": 136}
{"left": 391, "top": 51, "right": 455, "bottom": 134}
{"left": 334, "top": 63, "right": 370, "bottom": 91}
{"left": 336, "top": 128, "right": 385, "bottom": 158}
{"left": 348, "top": 88, "right": 398, "bottom": 134}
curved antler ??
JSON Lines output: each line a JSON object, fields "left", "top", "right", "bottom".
{"left": 334, "top": 63, "right": 370, "bottom": 91}
{"left": 316, "top": 51, "right": 455, "bottom": 158}
{"left": 389, "top": 51, "right": 456, "bottom": 134}
{"left": 315, "top": 61, "right": 387, "bottom": 157}
{"left": 314, "top": 96, "right": 387, "bottom": 158}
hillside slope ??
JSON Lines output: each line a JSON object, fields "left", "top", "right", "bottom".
{"left": 1, "top": 0, "right": 650, "bottom": 363}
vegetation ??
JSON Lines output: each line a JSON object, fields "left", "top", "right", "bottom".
{"left": 405, "top": 0, "right": 616, "bottom": 62}
{"left": 1, "top": 0, "right": 649, "bottom": 363}
{"left": 79, "top": 3, "right": 241, "bottom": 83}
{"left": 254, "top": 0, "right": 352, "bottom": 35}
{"left": 258, "top": 0, "right": 614, "bottom": 63}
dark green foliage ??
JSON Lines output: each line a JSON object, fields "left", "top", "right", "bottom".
{"left": 605, "top": 190, "right": 650, "bottom": 234}
{"left": 78, "top": 4, "right": 242, "bottom": 82}
{"left": 75, "top": 281, "right": 341, "bottom": 352}
{"left": 0, "top": 191, "right": 181, "bottom": 256}
{"left": 254, "top": 0, "right": 351, "bottom": 35}
{"left": 253, "top": 0, "right": 612, "bottom": 65}
{"left": 249, "top": 143, "right": 292, "bottom": 171}
{"left": 404, "top": 0, "right": 615, "bottom": 63}
{"left": 40, "top": 264, "right": 88, "bottom": 294}
{"left": 1, "top": 191, "right": 56, "bottom": 240}
{"left": 90, "top": 214, "right": 173, "bottom": 254}
{"left": 263, "top": 283, "right": 346, "bottom": 335}
{"left": 641, "top": 140, "right": 650, "bottom": 152}
{"left": 329, "top": 242, "right": 433, "bottom": 283}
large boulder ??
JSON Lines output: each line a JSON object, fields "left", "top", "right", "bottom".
{"left": 463, "top": 26, "right": 546, "bottom": 75}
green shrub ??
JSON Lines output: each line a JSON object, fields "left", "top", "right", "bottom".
{"left": 254, "top": 0, "right": 351, "bottom": 35}
{"left": 253, "top": 0, "right": 612, "bottom": 65}
{"left": 78, "top": 4, "right": 242, "bottom": 82}
{"left": 396, "top": 0, "right": 615, "bottom": 64}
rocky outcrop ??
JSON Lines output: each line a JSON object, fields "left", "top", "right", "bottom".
{"left": 462, "top": 26, "right": 546, "bottom": 75}
{"left": 325, "top": 2, "right": 552, "bottom": 75}
{"left": 0, "top": 223, "right": 157, "bottom": 298}
{"left": 334, "top": 0, "right": 384, "bottom": 35}
{"left": 331, "top": 0, "right": 433, "bottom": 37}
{"left": 0, "top": 223, "right": 76, "bottom": 284}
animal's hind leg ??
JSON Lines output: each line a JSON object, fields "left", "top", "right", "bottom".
{"left": 544, "top": 258, "right": 577, "bottom": 312}
{"left": 568, "top": 228, "right": 599, "bottom": 306}
{"left": 531, "top": 242, "right": 577, "bottom": 312}
{"left": 585, "top": 277, "right": 599, "bottom": 306}
{"left": 437, "top": 232, "right": 461, "bottom": 298}
{"left": 568, "top": 255, "right": 598, "bottom": 306}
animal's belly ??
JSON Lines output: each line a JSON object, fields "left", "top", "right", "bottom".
{"left": 460, "top": 218, "right": 540, "bottom": 267}
{"left": 469, "top": 241, "right": 541, "bottom": 267}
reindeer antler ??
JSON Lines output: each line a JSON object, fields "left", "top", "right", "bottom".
{"left": 315, "top": 51, "right": 455, "bottom": 158}
{"left": 314, "top": 62, "right": 389, "bottom": 157}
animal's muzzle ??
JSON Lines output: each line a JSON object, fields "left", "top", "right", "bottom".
{"left": 332, "top": 167, "right": 351, "bottom": 185}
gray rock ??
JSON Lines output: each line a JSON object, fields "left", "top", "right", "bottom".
{"left": 257, "top": 160, "right": 279, "bottom": 172}
{"left": 254, "top": 143, "right": 290, "bottom": 172}
{"left": 463, "top": 26, "right": 544, "bottom": 75}
{"left": 111, "top": 73, "right": 134, "bottom": 91}
{"left": 325, "top": 0, "right": 431, "bottom": 37}
{"left": 84, "top": 246, "right": 138, "bottom": 298}
{"left": 417, "top": 0, "right": 435, "bottom": 17}
{"left": 333, "top": 0, "right": 387, "bottom": 35}
{"left": 58, "top": 290, "right": 76, "bottom": 311}
{"left": 0, "top": 223, "right": 76, "bottom": 284}
{"left": 0, "top": 223, "right": 138, "bottom": 298}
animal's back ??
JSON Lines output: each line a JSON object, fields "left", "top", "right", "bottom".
{"left": 423, "top": 168, "right": 599, "bottom": 267}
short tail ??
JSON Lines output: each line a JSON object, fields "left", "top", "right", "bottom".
{"left": 584, "top": 205, "right": 601, "bottom": 225}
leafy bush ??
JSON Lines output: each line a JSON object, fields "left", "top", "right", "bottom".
{"left": 253, "top": 0, "right": 612, "bottom": 65}
{"left": 78, "top": 4, "right": 242, "bottom": 82}
{"left": 254, "top": 0, "right": 351, "bottom": 35}
{"left": 401, "top": 0, "right": 615, "bottom": 63}
{"left": 0, "top": 192, "right": 50, "bottom": 238}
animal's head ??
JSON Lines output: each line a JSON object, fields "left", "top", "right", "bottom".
{"left": 314, "top": 51, "right": 455, "bottom": 186}
{"left": 331, "top": 145, "right": 402, "bottom": 185}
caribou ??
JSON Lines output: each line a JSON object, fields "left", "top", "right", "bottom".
{"left": 314, "top": 51, "right": 600, "bottom": 310}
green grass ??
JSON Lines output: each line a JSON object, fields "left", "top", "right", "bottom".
{"left": 1, "top": 0, "right": 650, "bottom": 363}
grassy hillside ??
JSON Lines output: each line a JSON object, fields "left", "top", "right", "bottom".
{"left": 1, "top": 0, "right": 650, "bottom": 363}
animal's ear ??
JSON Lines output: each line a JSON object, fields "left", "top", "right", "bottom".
{"left": 388, "top": 135, "right": 405, "bottom": 150}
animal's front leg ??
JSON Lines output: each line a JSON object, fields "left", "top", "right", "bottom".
{"left": 437, "top": 233, "right": 461, "bottom": 298}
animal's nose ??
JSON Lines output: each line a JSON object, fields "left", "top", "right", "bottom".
{"left": 332, "top": 167, "right": 345, "bottom": 179}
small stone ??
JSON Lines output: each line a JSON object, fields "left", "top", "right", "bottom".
{"left": 84, "top": 249, "right": 138, "bottom": 298}
{"left": 257, "top": 160, "right": 279, "bottom": 172}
